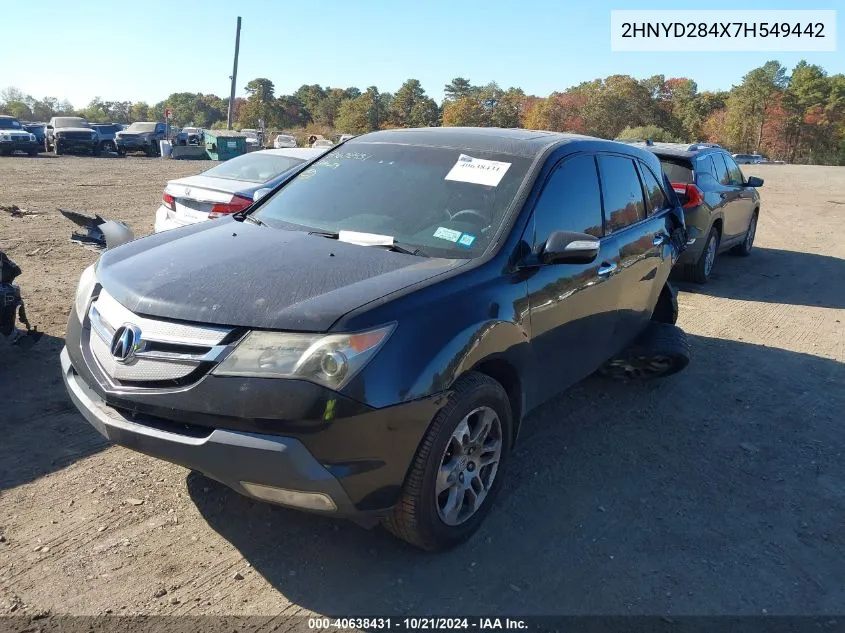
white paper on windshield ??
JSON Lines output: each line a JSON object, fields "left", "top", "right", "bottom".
{"left": 445, "top": 154, "right": 511, "bottom": 187}
{"left": 338, "top": 230, "right": 394, "bottom": 246}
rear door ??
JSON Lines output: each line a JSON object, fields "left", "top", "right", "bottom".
{"left": 720, "top": 153, "right": 756, "bottom": 238}
{"left": 596, "top": 154, "right": 669, "bottom": 355}
{"left": 525, "top": 153, "right": 621, "bottom": 404}
{"left": 711, "top": 152, "right": 748, "bottom": 240}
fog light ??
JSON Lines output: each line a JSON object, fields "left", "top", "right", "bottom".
{"left": 240, "top": 482, "right": 337, "bottom": 511}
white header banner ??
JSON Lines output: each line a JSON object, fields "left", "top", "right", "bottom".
{"left": 611, "top": 10, "right": 836, "bottom": 52}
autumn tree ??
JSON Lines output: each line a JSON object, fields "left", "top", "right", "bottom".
{"left": 442, "top": 96, "right": 485, "bottom": 127}
{"left": 444, "top": 77, "right": 473, "bottom": 101}
{"left": 389, "top": 79, "right": 439, "bottom": 127}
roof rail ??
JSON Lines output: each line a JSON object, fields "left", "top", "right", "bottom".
{"left": 615, "top": 138, "right": 654, "bottom": 146}
{"left": 687, "top": 142, "right": 720, "bottom": 151}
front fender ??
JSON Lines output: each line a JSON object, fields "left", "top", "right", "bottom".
{"left": 405, "top": 319, "right": 530, "bottom": 404}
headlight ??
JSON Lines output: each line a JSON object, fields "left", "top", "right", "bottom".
{"left": 29, "top": 133, "right": 36, "bottom": 142}
{"left": 90, "top": 131, "right": 98, "bottom": 139}
{"left": 74, "top": 264, "right": 98, "bottom": 321}
{"left": 213, "top": 324, "right": 395, "bottom": 389}
{"left": 0, "top": 133, "right": 10, "bottom": 141}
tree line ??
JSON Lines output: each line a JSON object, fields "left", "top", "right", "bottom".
{"left": 2, "top": 59, "right": 842, "bottom": 164}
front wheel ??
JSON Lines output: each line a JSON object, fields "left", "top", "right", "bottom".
{"left": 382, "top": 372, "right": 512, "bottom": 551}
{"left": 54, "top": 143, "right": 63, "bottom": 156}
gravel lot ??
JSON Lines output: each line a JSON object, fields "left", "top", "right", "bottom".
{"left": 1, "top": 156, "right": 844, "bottom": 618}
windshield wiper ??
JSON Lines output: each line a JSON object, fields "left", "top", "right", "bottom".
{"left": 379, "top": 242, "right": 428, "bottom": 257}
{"left": 236, "top": 213, "right": 265, "bottom": 226}
{"left": 308, "top": 231, "right": 427, "bottom": 256}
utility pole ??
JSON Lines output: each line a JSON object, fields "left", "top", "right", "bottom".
{"left": 226, "top": 16, "right": 242, "bottom": 130}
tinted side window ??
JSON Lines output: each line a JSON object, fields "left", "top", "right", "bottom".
{"left": 532, "top": 154, "right": 603, "bottom": 250}
{"left": 695, "top": 155, "right": 719, "bottom": 189}
{"left": 721, "top": 153, "right": 745, "bottom": 185}
{"left": 597, "top": 155, "right": 646, "bottom": 233}
{"left": 638, "top": 163, "right": 668, "bottom": 215}
{"left": 712, "top": 153, "right": 731, "bottom": 186}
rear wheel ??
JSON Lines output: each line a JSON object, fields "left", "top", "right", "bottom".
{"left": 382, "top": 372, "right": 512, "bottom": 551}
{"left": 732, "top": 212, "right": 758, "bottom": 257}
{"left": 54, "top": 142, "right": 63, "bottom": 156}
{"left": 687, "top": 226, "right": 719, "bottom": 284}
{"left": 599, "top": 322, "right": 690, "bottom": 380}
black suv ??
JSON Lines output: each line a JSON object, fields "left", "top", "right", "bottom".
{"left": 636, "top": 142, "right": 763, "bottom": 283}
{"left": 63, "top": 128, "right": 689, "bottom": 550}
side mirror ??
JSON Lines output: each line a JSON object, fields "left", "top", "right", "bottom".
{"left": 541, "top": 231, "right": 600, "bottom": 265}
{"left": 745, "top": 176, "right": 764, "bottom": 187}
{"left": 253, "top": 188, "right": 272, "bottom": 201}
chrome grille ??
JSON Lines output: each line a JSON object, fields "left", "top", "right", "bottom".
{"left": 88, "top": 289, "right": 232, "bottom": 384}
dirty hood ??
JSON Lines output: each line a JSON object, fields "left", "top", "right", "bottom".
{"left": 96, "top": 219, "right": 466, "bottom": 332}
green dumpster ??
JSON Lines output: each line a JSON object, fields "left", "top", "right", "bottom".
{"left": 204, "top": 130, "right": 248, "bottom": 161}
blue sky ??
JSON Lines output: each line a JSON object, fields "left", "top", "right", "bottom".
{"left": 2, "top": 0, "right": 841, "bottom": 107}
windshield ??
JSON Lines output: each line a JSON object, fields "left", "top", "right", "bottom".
{"left": 54, "top": 117, "right": 89, "bottom": 128}
{"left": 201, "top": 152, "right": 306, "bottom": 184}
{"left": 255, "top": 144, "right": 531, "bottom": 257}
{"left": 0, "top": 118, "right": 22, "bottom": 129}
{"left": 126, "top": 122, "right": 156, "bottom": 133}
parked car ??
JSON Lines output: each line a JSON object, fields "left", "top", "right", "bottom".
{"left": 45, "top": 116, "right": 99, "bottom": 155}
{"left": 115, "top": 121, "right": 167, "bottom": 156}
{"left": 175, "top": 126, "right": 203, "bottom": 146}
{"left": 63, "top": 128, "right": 689, "bottom": 551}
{"left": 312, "top": 138, "right": 334, "bottom": 149}
{"left": 240, "top": 128, "right": 262, "bottom": 150}
{"left": 732, "top": 153, "right": 764, "bottom": 164}
{"left": 154, "top": 147, "right": 326, "bottom": 232}
{"left": 22, "top": 122, "right": 46, "bottom": 146}
{"left": 90, "top": 123, "right": 124, "bottom": 153}
{"left": 0, "top": 115, "right": 40, "bottom": 156}
{"left": 643, "top": 142, "right": 763, "bottom": 283}
{"left": 273, "top": 134, "right": 297, "bottom": 148}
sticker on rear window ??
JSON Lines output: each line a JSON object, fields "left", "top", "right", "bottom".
{"left": 457, "top": 233, "right": 476, "bottom": 247}
{"left": 445, "top": 154, "right": 511, "bottom": 187}
{"left": 433, "top": 227, "right": 462, "bottom": 242}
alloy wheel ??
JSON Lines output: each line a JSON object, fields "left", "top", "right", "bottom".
{"left": 436, "top": 406, "right": 503, "bottom": 526}
{"left": 745, "top": 216, "right": 757, "bottom": 251}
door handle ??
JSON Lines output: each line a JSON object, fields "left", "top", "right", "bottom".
{"left": 597, "top": 262, "right": 617, "bottom": 277}
{"left": 653, "top": 234, "right": 666, "bottom": 246}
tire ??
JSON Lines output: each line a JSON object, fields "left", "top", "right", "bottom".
{"left": 732, "top": 211, "right": 758, "bottom": 257}
{"left": 117, "top": 147, "right": 126, "bottom": 157}
{"left": 54, "top": 143, "right": 63, "bottom": 156}
{"left": 44, "top": 139, "right": 51, "bottom": 153}
{"left": 92, "top": 143, "right": 100, "bottom": 157}
{"left": 382, "top": 372, "right": 513, "bottom": 551}
{"left": 687, "top": 226, "right": 719, "bottom": 284}
{"left": 599, "top": 322, "right": 691, "bottom": 381}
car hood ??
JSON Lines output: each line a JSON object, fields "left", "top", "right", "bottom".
{"left": 96, "top": 219, "right": 467, "bottom": 332}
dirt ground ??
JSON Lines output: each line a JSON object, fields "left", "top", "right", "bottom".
{"left": 1, "top": 156, "right": 844, "bottom": 618}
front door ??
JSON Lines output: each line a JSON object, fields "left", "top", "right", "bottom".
{"left": 524, "top": 153, "right": 621, "bottom": 405}
{"left": 712, "top": 152, "right": 752, "bottom": 240}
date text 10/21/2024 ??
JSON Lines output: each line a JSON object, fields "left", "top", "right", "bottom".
{"left": 308, "top": 617, "right": 529, "bottom": 630}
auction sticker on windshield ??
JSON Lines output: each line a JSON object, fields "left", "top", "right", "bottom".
{"left": 445, "top": 154, "right": 511, "bottom": 187}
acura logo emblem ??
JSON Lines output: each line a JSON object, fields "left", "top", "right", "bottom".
{"left": 111, "top": 324, "right": 142, "bottom": 363}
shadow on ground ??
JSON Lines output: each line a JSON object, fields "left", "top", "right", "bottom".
{"left": 0, "top": 333, "right": 107, "bottom": 490}
{"left": 675, "top": 247, "right": 845, "bottom": 309}
{"left": 188, "top": 335, "right": 845, "bottom": 616}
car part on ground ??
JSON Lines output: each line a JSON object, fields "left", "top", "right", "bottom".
{"left": 1, "top": 251, "right": 42, "bottom": 349}
{"left": 598, "top": 321, "right": 690, "bottom": 380}
{"left": 637, "top": 141, "right": 763, "bottom": 284}
{"left": 60, "top": 208, "right": 135, "bottom": 250}
{"left": 63, "top": 127, "right": 690, "bottom": 550}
